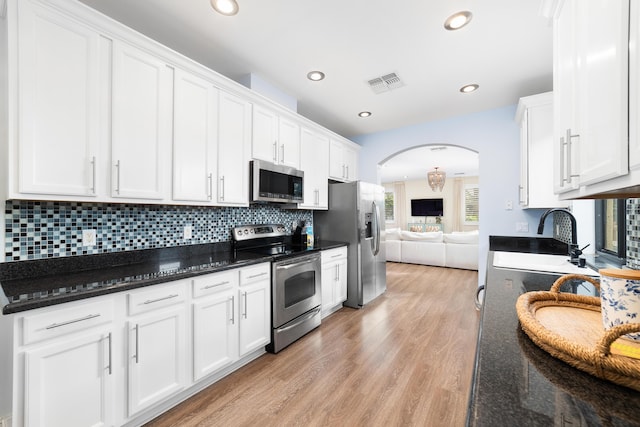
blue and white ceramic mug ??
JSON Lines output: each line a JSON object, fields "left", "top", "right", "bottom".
{"left": 599, "top": 268, "right": 640, "bottom": 341}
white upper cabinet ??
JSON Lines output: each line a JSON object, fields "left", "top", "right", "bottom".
{"left": 299, "top": 127, "right": 329, "bottom": 209}
{"left": 251, "top": 104, "right": 300, "bottom": 169}
{"left": 630, "top": 0, "right": 640, "bottom": 171}
{"left": 553, "top": 0, "right": 634, "bottom": 198}
{"left": 329, "top": 138, "right": 358, "bottom": 182}
{"left": 172, "top": 69, "right": 218, "bottom": 203}
{"left": 15, "top": 1, "right": 100, "bottom": 197}
{"left": 516, "top": 92, "right": 568, "bottom": 209}
{"left": 217, "top": 91, "right": 251, "bottom": 206}
{"left": 111, "top": 40, "right": 172, "bottom": 200}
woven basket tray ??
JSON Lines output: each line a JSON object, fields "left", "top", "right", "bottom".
{"left": 516, "top": 274, "right": 640, "bottom": 392}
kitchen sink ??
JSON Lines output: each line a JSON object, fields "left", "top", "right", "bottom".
{"left": 493, "top": 251, "right": 600, "bottom": 276}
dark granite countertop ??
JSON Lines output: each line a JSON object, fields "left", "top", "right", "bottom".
{"left": 467, "top": 237, "right": 640, "bottom": 427}
{"left": 0, "top": 240, "right": 347, "bottom": 314}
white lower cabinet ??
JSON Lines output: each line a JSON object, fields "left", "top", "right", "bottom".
{"left": 17, "top": 298, "right": 115, "bottom": 427}
{"left": 191, "top": 270, "right": 239, "bottom": 381}
{"left": 238, "top": 264, "right": 271, "bottom": 356}
{"left": 24, "top": 329, "right": 114, "bottom": 427}
{"left": 321, "top": 247, "right": 348, "bottom": 318}
{"left": 127, "top": 305, "right": 187, "bottom": 416}
{"left": 12, "top": 263, "right": 272, "bottom": 426}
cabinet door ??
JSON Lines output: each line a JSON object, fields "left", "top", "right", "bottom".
{"left": 17, "top": 1, "right": 100, "bottom": 197}
{"left": 238, "top": 280, "right": 270, "bottom": 356}
{"left": 300, "top": 128, "right": 329, "bottom": 209}
{"left": 337, "top": 258, "right": 348, "bottom": 303}
{"left": 252, "top": 105, "right": 278, "bottom": 163}
{"left": 577, "top": 0, "right": 629, "bottom": 186}
{"left": 193, "top": 290, "right": 238, "bottom": 381}
{"left": 24, "top": 330, "right": 113, "bottom": 427}
{"left": 631, "top": 0, "right": 640, "bottom": 170}
{"left": 518, "top": 110, "right": 529, "bottom": 206}
{"left": 278, "top": 116, "right": 301, "bottom": 169}
{"left": 112, "top": 40, "right": 172, "bottom": 200}
{"left": 173, "top": 69, "right": 218, "bottom": 202}
{"left": 128, "top": 305, "right": 187, "bottom": 416}
{"left": 553, "top": 0, "right": 580, "bottom": 194}
{"left": 217, "top": 91, "right": 251, "bottom": 205}
{"left": 328, "top": 139, "right": 345, "bottom": 180}
{"left": 321, "top": 261, "right": 337, "bottom": 314}
{"left": 343, "top": 145, "right": 358, "bottom": 181}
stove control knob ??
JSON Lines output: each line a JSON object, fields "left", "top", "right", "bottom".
{"left": 243, "top": 229, "right": 249, "bottom": 235}
{"left": 249, "top": 229, "right": 254, "bottom": 233}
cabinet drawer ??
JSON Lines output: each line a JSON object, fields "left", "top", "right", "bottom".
{"left": 322, "top": 247, "right": 347, "bottom": 264}
{"left": 192, "top": 270, "right": 238, "bottom": 298}
{"left": 128, "top": 282, "right": 186, "bottom": 316}
{"left": 22, "top": 299, "right": 114, "bottom": 346}
{"left": 239, "top": 263, "right": 270, "bottom": 286}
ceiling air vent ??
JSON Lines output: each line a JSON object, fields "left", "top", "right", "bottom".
{"left": 367, "top": 72, "right": 405, "bottom": 94}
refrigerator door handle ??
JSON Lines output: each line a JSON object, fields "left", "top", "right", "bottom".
{"left": 371, "top": 201, "right": 381, "bottom": 256}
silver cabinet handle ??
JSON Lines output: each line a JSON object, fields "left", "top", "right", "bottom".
{"left": 242, "top": 291, "right": 248, "bottom": 319}
{"left": 107, "top": 332, "right": 112, "bottom": 375}
{"left": 518, "top": 185, "right": 525, "bottom": 206}
{"left": 335, "top": 264, "right": 339, "bottom": 281}
{"left": 315, "top": 189, "right": 319, "bottom": 206}
{"left": 91, "top": 156, "right": 96, "bottom": 195}
{"left": 566, "top": 128, "right": 580, "bottom": 183}
{"left": 247, "top": 272, "right": 268, "bottom": 279}
{"left": 280, "top": 144, "right": 285, "bottom": 164}
{"left": 330, "top": 253, "right": 342, "bottom": 259}
{"left": 134, "top": 324, "right": 139, "bottom": 364}
{"left": 230, "top": 295, "right": 235, "bottom": 324}
{"left": 45, "top": 313, "right": 100, "bottom": 329}
{"left": 346, "top": 165, "right": 349, "bottom": 180}
{"left": 208, "top": 173, "right": 213, "bottom": 200}
{"left": 273, "top": 141, "right": 277, "bottom": 163}
{"left": 559, "top": 136, "right": 566, "bottom": 186}
{"left": 203, "top": 281, "right": 229, "bottom": 290}
{"left": 220, "top": 176, "right": 225, "bottom": 201}
{"left": 342, "top": 164, "right": 346, "bottom": 179}
{"left": 114, "top": 160, "right": 121, "bottom": 194}
{"left": 143, "top": 293, "right": 179, "bottom": 305}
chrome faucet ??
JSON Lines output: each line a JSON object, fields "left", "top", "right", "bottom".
{"left": 537, "top": 208, "right": 581, "bottom": 265}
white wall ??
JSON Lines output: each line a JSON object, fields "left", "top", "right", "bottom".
{"left": 353, "top": 105, "right": 558, "bottom": 286}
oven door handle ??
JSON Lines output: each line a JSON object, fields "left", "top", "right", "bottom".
{"left": 276, "top": 306, "right": 321, "bottom": 333}
{"left": 276, "top": 256, "right": 319, "bottom": 270}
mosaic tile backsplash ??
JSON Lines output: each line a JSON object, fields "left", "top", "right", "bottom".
{"left": 626, "top": 199, "right": 640, "bottom": 269}
{"left": 4, "top": 201, "right": 313, "bottom": 261}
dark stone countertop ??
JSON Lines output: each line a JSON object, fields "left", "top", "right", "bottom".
{"left": 467, "top": 237, "right": 640, "bottom": 427}
{"left": 0, "top": 240, "right": 347, "bottom": 314}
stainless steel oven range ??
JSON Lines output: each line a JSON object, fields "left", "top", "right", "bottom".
{"left": 233, "top": 224, "right": 322, "bottom": 353}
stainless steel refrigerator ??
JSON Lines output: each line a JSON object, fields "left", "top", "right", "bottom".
{"left": 314, "top": 181, "right": 386, "bottom": 308}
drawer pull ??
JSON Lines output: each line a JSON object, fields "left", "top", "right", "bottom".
{"left": 204, "top": 281, "right": 229, "bottom": 290}
{"left": 107, "top": 332, "right": 113, "bottom": 375}
{"left": 230, "top": 296, "right": 235, "bottom": 324}
{"left": 142, "top": 293, "right": 179, "bottom": 305}
{"left": 45, "top": 313, "right": 101, "bottom": 330}
{"left": 247, "top": 272, "right": 268, "bottom": 279}
{"left": 330, "top": 253, "right": 342, "bottom": 259}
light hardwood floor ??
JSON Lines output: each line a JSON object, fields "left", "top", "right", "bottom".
{"left": 145, "top": 262, "right": 480, "bottom": 427}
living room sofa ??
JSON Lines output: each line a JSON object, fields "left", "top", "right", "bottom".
{"left": 384, "top": 228, "right": 479, "bottom": 271}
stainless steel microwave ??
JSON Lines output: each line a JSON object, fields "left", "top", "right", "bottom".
{"left": 250, "top": 160, "right": 304, "bottom": 204}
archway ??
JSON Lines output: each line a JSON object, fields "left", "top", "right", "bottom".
{"left": 378, "top": 144, "right": 479, "bottom": 234}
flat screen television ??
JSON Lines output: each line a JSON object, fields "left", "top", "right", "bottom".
{"left": 411, "top": 198, "right": 444, "bottom": 216}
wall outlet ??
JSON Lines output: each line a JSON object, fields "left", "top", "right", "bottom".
{"left": 516, "top": 222, "right": 529, "bottom": 232}
{"left": 183, "top": 226, "right": 193, "bottom": 240}
{"left": 82, "top": 229, "right": 97, "bottom": 247}
{"left": 505, "top": 200, "right": 513, "bottom": 210}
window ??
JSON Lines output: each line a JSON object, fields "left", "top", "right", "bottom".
{"left": 595, "top": 199, "right": 625, "bottom": 262}
{"left": 384, "top": 191, "right": 395, "bottom": 222}
{"left": 463, "top": 185, "right": 479, "bottom": 224}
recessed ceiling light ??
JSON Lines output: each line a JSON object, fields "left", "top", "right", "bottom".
{"left": 210, "top": 0, "right": 239, "bottom": 16}
{"left": 358, "top": 111, "right": 372, "bottom": 118}
{"left": 307, "top": 71, "right": 325, "bottom": 81}
{"left": 444, "top": 11, "right": 473, "bottom": 30}
{"left": 460, "top": 84, "right": 479, "bottom": 93}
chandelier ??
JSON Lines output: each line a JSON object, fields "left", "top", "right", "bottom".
{"left": 427, "top": 167, "right": 446, "bottom": 191}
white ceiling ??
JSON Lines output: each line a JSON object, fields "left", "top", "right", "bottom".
{"left": 77, "top": 0, "right": 551, "bottom": 179}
